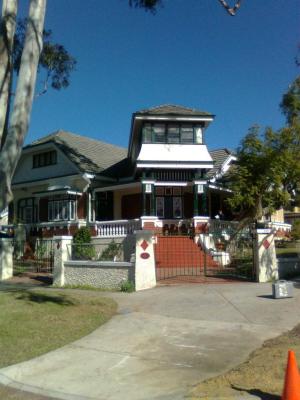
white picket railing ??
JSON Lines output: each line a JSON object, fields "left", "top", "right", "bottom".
{"left": 95, "top": 219, "right": 141, "bottom": 238}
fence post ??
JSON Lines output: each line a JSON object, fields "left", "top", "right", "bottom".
{"left": 135, "top": 230, "right": 156, "bottom": 291}
{"left": 53, "top": 236, "right": 72, "bottom": 287}
{"left": 0, "top": 239, "right": 13, "bottom": 281}
{"left": 254, "top": 228, "right": 278, "bottom": 282}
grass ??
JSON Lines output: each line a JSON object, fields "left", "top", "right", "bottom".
{"left": 0, "top": 289, "right": 117, "bottom": 369}
{"left": 189, "top": 323, "right": 300, "bottom": 399}
{"left": 276, "top": 241, "right": 300, "bottom": 258}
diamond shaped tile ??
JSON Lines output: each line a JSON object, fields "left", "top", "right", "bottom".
{"left": 140, "top": 240, "right": 148, "bottom": 251}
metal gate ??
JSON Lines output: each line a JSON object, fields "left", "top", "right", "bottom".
{"left": 13, "top": 239, "right": 54, "bottom": 276}
{"left": 154, "top": 235, "right": 218, "bottom": 281}
{"left": 154, "top": 223, "right": 255, "bottom": 281}
{"left": 205, "top": 225, "right": 255, "bottom": 280}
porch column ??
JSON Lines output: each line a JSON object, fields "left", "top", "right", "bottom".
{"left": 193, "top": 184, "right": 199, "bottom": 216}
{"left": 201, "top": 185, "right": 208, "bottom": 215}
{"left": 193, "top": 181, "right": 208, "bottom": 217}
{"left": 142, "top": 181, "right": 155, "bottom": 216}
{"left": 150, "top": 184, "right": 155, "bottom": 216}
{"left": 142, "top": 184, "right": 147, "bottom": 215}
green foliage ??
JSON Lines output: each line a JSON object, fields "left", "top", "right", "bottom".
{"left": 291, "top": 220, "right": 300, "bottom": 241}
{"left": 13, "top": 19, "right": 76, "bottom": 93}
{"left": 120, "top": 280, "right": 135, "bottom": 292}
{"left": 280, "top": 76, "right": 300, "bottom": 125}
{"left": 98, "top": 241, "right": 122, "bottom": 261}
{"left": 35, "top": 243, "right": 47, "bottom": 259}
{"left": 73, "top": 227, "right": 96, "bottom": 260}
{"left": 227, "top": 76, "right": 300, "bottom": 222}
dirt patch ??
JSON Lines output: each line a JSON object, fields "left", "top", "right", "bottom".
{"left": 189, "top": 324, "right": 300, "bottom": 399}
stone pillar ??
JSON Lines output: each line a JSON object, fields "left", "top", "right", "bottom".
{"left": 254, "top": 228, "right": 278, "bottom": 282}
{"left": 135, "top": 230, "right": 156, "bottom": 291}
{"left": 53, "top": 236, "right": 73, "bottom": 287}
{"left": 0, "top": 239, "right": 13, "bottom": 281}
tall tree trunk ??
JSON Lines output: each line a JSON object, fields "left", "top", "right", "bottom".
{"left": 0, "top": 0, "right": 47, "bottom": 213}
{"left": 0, "top": 0, "right": 18, "bottom": 147}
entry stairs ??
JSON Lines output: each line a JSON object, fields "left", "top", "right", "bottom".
{"left": 154, "top": 236, "right": 219, "bottom": 280}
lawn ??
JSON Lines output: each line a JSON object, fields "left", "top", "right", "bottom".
{"left": 0, "top": 289, "right": 117, "bottom": 369}
{"left": 276, "top": 241, "right": 300, "bottom": 258}
{"left": 189, "top": 323, "right": 300, "bottom": 399}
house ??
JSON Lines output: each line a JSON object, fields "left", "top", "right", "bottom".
{"left": 7, "top": 104, "right": 238, "bottom": 239}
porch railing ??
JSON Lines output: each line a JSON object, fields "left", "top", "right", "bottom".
{"left": 95, "top": 219, "right": 141, "bottom": 238}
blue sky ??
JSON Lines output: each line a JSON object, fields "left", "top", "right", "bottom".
{"left": 19, "top": 0, "right": 299, "bottom": 151}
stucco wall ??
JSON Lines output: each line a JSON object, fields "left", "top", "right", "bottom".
{"left": 13, "top": 146, "right": 78, "bottom": 184}
{"left": 64, "top": 261, "right": 134, "bottom": 289}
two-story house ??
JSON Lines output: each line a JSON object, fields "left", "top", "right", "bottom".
{"left": 8, "top": 104, "right": 236, "bottom": 239}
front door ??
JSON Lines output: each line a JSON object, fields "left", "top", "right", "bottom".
{"left": 156, "top": 195, "right": 182, "bottom": 218}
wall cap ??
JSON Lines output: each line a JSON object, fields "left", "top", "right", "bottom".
{"left": 64, "top": 261, "right": 133, "bottom": 268}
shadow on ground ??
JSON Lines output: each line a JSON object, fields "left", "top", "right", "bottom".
{"left": 15, "top": 291, "right": 75, "bottom": 306}
{"left": 231, "top": 386, "right": 280, "bottom": 399}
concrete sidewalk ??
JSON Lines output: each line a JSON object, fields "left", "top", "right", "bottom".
{"left": 0, "top": 282, "right": 299, "bottom": 399}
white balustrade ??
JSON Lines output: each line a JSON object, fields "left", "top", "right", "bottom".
{"left": 96, "top": 219, "right": 141, "bottom": 238}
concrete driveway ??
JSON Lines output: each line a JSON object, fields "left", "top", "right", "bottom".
{"left": 0, "top": 281, "right": 299, "bottom": 400}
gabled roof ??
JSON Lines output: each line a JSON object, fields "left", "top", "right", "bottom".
{"left": 25, "top": 130, "right": 128, "bottom": 176}
{"left": 207, "top": 148, "right": 235, "bottom": 179}
{"left": 135, "top": 104, "right": 213, "bottom": 117}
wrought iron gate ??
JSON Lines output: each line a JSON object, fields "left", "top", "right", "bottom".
{"left": 204, "top": 225, "right": 255, "bottom": 280}
{"left": 13, "top": 239, "right": 54, "bottom": 276}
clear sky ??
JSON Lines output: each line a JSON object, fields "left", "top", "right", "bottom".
{"left": 19, "top": 0, "right": 299, "bottom": 152}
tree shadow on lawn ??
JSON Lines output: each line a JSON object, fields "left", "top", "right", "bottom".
{"left": 231, "top": 385, "right": 280, "bottom": 400}
{"left": 15, "top": 291, "right": 76, "bottom": 306}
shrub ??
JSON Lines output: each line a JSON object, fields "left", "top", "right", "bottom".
{"left": 98, "top": 240, "right": 122, "bottom": 261}
{"left": 73, "top": 227, "right": 96, "bottom": 260}
{"left": 120, "top": 281, "right": 135, "bottom": 292}
{"left": 291, "top": 220, "right": 300, "bottom": 241}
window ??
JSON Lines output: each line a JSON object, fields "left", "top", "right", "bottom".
{"left": 153, "top": 124, "right": 165, "bottom": 143}
{"left": 167, "top": 125, "right": 180, "bottom": 143}
{"left": 33, "top": 150, "right": 57, "bottom": 168}
{"left": 181, "top": 125, "right": 194, "bottom": 144}
{"left": 48, "top": 199, "right": 75, "bottom": 221}
{"left": 18, "top": 198, "right": 36, "bottom": 223}
{"left": 142, "top": 123, "right": 204, "bottom": 144}
{"left": 142, "top": 124, "right": 152, "bottom": 143}
{"left": 156, "top": 197, "right": 164, "bottom": 218}
{"left": 195, "top": 126, "right": 203, "bottom": 144}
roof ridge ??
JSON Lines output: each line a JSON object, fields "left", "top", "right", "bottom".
{"left": 29, "top": 130, "right": 127, "bottom": 151}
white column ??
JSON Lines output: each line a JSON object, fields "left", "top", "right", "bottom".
{"left": 0, "top": 239, "right": 13, "bottom": 281}
{"left": 135, "top": 230, "right": 156, "bottom": 291}
{"left": 254, "top": 228, "right": 278, "bottom": 282}
{"left": 53, "top": 236, "right": 73, "bottom": 286}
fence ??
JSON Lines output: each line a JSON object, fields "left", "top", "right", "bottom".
{"left": 12, "top": 239, "right": 54, "bottom": 275}
{"left": 199, "top": 224, "right": 255, "bottom": 280}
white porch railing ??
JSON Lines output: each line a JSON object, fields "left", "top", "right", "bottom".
{"left": 209, "top": 219, "right": 239, "bottom": 232}
{"left": 95, "top": 219, "right": 141, "bottom": 238}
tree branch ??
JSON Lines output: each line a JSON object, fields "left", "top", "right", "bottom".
{"left": 218, "top": 0, "right": 243, "bottom": 16}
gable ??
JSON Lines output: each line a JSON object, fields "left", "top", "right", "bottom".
{"left": 12, "top": 143, "right": 79, "bottom": 185}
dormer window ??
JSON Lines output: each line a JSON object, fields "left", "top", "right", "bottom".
{"left": 33, "top": 150, "right": 57, "bottom": 168}
{"left": 142, "top": 123, "right": 204, "bottom": 144}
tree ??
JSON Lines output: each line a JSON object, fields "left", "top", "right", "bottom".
{"left": 0, "top": 0, "right": 75, "bottom": 214}
{"left": 227, "top": 76, "right": 300, "bottom": 223}
{"left": 0, "top": 0, "right": 242, "bottom": 215}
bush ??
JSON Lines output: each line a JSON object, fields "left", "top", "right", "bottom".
{"left": 291, "top": 220, "right": 300, "bottom": 241}
{"left": 73, "top": 227, "right": 96, "bottom": 260}
{"left": 98, "top": 240, "right": 122, "bottom": 261}
{"left": 120, "top": 281, "right": 135, "bottom": 292}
